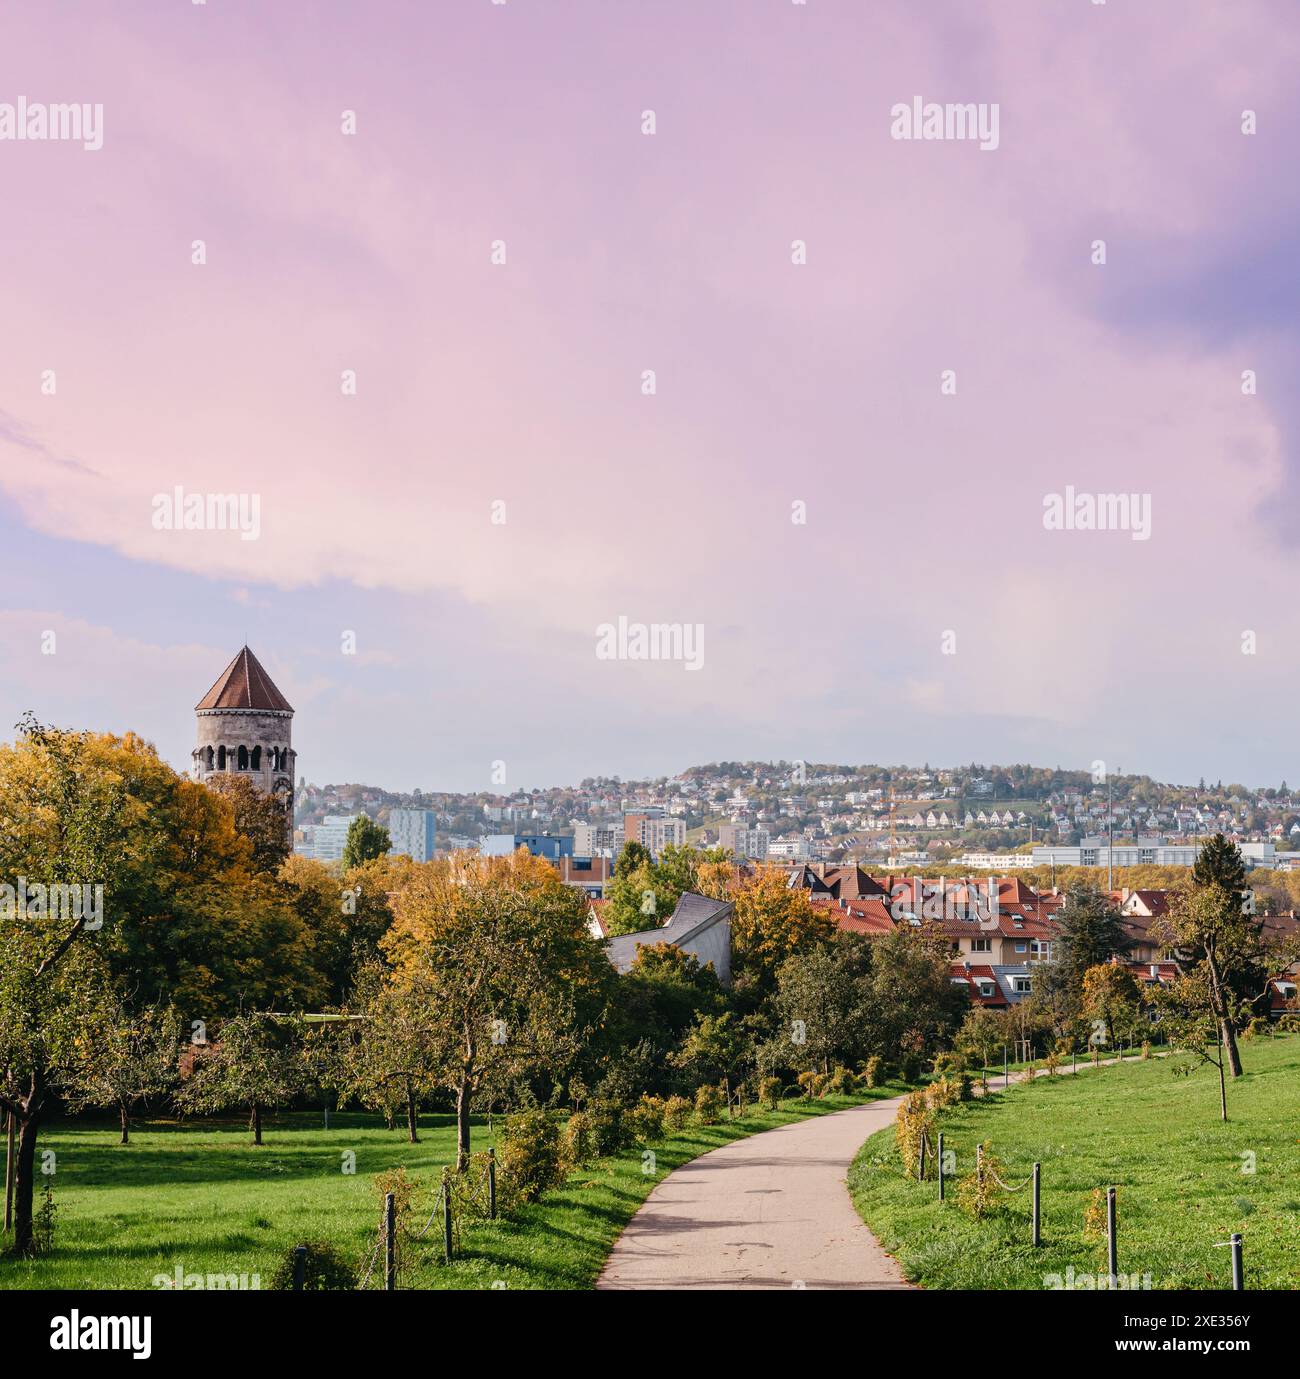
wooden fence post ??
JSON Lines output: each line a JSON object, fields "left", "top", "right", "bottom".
{"left": 1231, "top": 1233, "right": 1243, "bottom": 1291}
{"left": 937, "top": 1133, "right": 945, "bottom": 1202}
{"left": 1031, "top": 1163, "right": 1041, "bottom": 1246}
{"left": 384, "top": 1191, "right": 396, "bottom": 1291}
{"left": 488, "top": 1147, "right": 497, "bottom": 1220}
{"left": 441, "top": 1169, "right": 453, "bottom": 1264}
{"left": 1106, "top": 1186, "right": 1118, "bottom": 1289}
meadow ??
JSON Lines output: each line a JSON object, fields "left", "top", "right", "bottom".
{"left": 848, "top": 1033, "right": 1300, "bottom": 1289}
{"left": 1, "top": 1084, "right": 908, "bottom": 1291}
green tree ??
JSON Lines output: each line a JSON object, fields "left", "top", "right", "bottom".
{"left": 65, "top": 998, "right": 180, "bottom": 1145}
{"left": 770, "top": 935, "right": 873, "bottom": 1076}
{"left": 179, "top": 1010, "right": 307, "bottom": 1145}
{"left": 341, "top": 816, "right": 391, "bottom": 871}
{"left": 675, "top": 1011, "right": 752, "bottom": 1105}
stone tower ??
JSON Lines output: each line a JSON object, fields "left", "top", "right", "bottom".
{"left": 193, "top": 646, "right": 296, "bottom": 812}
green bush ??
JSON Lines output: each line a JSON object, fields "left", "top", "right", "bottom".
{"left": 268, "top": 1239, "right": 357, "bottom": 1291}
{"left": 796, "top": 1070, "right": 818, "bottom": 1099}
{"left": 663, "top": 1094, "right": 693, "bottom": 1133}
{"left": 561, "top": 1110, "right": 593, "bottom": 1167}
{"left": 693, "top": 1083, "right": 725, "bottom": 1125}
{"left": 497, "top": 1109, "right": 566, "bottom": 1206}
{"left": 862, "top": 1055, "right": 884, "bottom": 1088}
{"left": 586, "top": 1100, "right": 628, "bottom": 1155}
{"left": 758, "top": 1075, "right": 782, "bottom": 1109}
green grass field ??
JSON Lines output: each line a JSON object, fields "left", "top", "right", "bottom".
{"left": 0, "top": 1085, "right": 908, "bottom": 1291}
{"left": 848, "top": 1034, "right": 1300, "bottom": 1290}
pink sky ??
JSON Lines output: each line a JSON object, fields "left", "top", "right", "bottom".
{"left": 3, "top": 0, "right": 1299, "bottom": 791}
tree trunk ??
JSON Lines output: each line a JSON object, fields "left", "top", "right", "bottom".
{"left": 119, "top": 1104, "right": 130, "bottom": 1146}
{"left": 11, "top": 1111, "right": 40, "bottom": 1255}
{"left": 405, "top": 1082, "right": 419, "bottom": 1144}
{"left": 249, "top": 1104, "right": 262, "bottom": 1146}
{"left": 1217, "top": 1053, "right": 1228, "bottom": 1123}
{"left": 1220, "top": 1017, "right": 1243, "bottom": 1078}
{"left": 455, "top": 1079, "right": 472, "bottom": 1170}
{"left": 1206, "top": 952, "right": 1244, "bottom": 1078}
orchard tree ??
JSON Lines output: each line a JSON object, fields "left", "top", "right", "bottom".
{"left": 1053, "top": 885, "right": 1132, "bottom": 992}
{"left": 66, "top": 998, "right": 180, "bottom": 1145}
{"left": 675, "top": 1012, "right": 752, "bottom": 1105}
{"left": 382, "top": 850, "right": 611, "bottom": 1168}
{"left": 179, "top": 1011, "right": 307, "bottom": 1145}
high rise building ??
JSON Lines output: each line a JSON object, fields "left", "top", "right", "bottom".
{"left": 388, "top": 807, "right": 437, "bottom": 862}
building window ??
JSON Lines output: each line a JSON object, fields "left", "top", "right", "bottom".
{"left": 971, "top": 938, "right": 992, "bottom": 953}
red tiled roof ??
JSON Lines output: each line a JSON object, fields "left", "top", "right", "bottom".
{"left": 196, "top": 646, "right": 293, "bottom": 713}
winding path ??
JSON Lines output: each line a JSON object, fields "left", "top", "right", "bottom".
{"left": 597, "top": 1095, "right": 913, "bottom": 1290}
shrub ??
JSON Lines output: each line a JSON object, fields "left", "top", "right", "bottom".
{"left": 1277, "top": 1013, "right": 1300, "bottom": 1033}
{"left": 926, "top": 1076, "right": 960, "bottom": 1111}
{"left": 958, "top": 1073, "right": 974, "bottom": 1102}
{"left": 1140, "top": 1040, "right": 1152, "bottom": 1060}
{"left": 587, "top": 1100, "right": 628, "bottom": 1156}
{"left": 496, "top": 1108, "right": 566, "bottom": 1206}
{"left": 894, "top": 1089, "right": 933, "bottom": 1179}
{"left": 662, "top": 1094, "right": 693, "bottom": 1133}
{"left": 899, "top": 1053, "right": 922, "bottom": 1083}
{"left": 448, "top": 1152, "right": 495, "bottom": 1223}
{"left": 625, "top": 1095, "right": 666, "bottom": 1144}
{"left": 932, "top": 1051, "right": 963, "bottom": 1077}
{"left": 1243, "top": 1017, "right": 1272, "bottom": 1041}
{"left": 956, "top": 1141, "right": 1005, "bottom": 1220}
{"left": 561, "top": 1110, "right": 593, "bottom": 1167}
{"left": 693, "top": 1083, "right": 725, "bottom": 1125}
{"left": 1043, "top": 1051, "right": 1061, "bottom": 1077}
{"left": 796, "top": 1070, "right": 818, "bottom": 1099}
{"left": 862, "top": 1055, "right": 884, "bottom": 1088}
{"left": 758, "top": 1075, "right": 783, "bottom": 1110}
{"left": 372, "top": 1165, "right": 419, "bottom": 1221}
{"left": 268, "top": 1239, "right": 357, "bottom": 1291}
{"left": 826, "top": 1065, "right": 858, "bottom": 1096}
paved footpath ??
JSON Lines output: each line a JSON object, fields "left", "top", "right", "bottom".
{"left": 597, "top": 1094, "right": 913, "bottom": 1290}
{"left": 598, "top": 1056, "right": 1148, "bottom": 1291}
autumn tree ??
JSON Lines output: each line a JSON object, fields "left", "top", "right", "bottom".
{"left": 1080, "top": 963, "right": 1142, "bottom": 1048}
{"left": 381, "top": 850, "right": 610, "bottom": 1168}
{"left": 204, "top": 773, "right": 290, "bottom": 872}
{"left": 729, "top": 868, "right": 837, "bottom": 993}
{"left": 0, "top": 715, "right": 126, "bottom": 1254}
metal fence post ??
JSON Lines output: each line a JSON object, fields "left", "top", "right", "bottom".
{"left": 1106, "top": 1186, "right": 1118, "bottom": 1289}
{"left": 488, "top": 1147, "right": 497, "bottom": 1220}
{"left": 1031, "top": 1163, "right": 1041, "bottom": 1247}
{"left": 384, "top": 1191, "right": 396, "bottom": 1291}
{"left": 293, "top": 1244, "right": 306, "bottom": 1291}
{"left": 1231, "top": 1233, "right": 1243, "bottom": 1291}
{"left": 937, "top": 1133, "right": 945, "bottom": 1202}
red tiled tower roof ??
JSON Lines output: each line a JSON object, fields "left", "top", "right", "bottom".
{"left": 195, "top": 646, "right": 293, "bottom": 713}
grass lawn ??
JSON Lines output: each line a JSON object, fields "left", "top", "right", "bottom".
{"left": 1, "top": 1083, "right": 908, "bottom": 1291}
{"left": 848, "top": 1033, "right": 1300, "bottom": 1290}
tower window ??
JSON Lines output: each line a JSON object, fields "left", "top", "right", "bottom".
{"left": 251, "top": 746, "right": 261, "bottom": 770}
{"left": 217, "top": 745, "right": 226, "bottom": 770}
{"left": 237, "top": 745, "right": 249, "bottom": 770}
